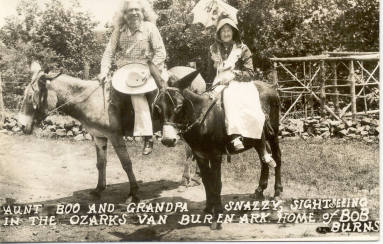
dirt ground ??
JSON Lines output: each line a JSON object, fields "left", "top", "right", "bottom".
{"left": 0, "top": 133, "right": 379, "bottom": 241}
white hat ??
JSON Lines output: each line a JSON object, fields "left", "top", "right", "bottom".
{"left": 111, "top": 63, "right": 158, "bottom": 94}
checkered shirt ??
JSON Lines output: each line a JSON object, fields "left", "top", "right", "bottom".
{"left": 101, "top": 21, "right": 166, "bottom": 75}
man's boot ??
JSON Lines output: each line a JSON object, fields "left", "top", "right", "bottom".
{"left": 143, "top": 136, "right": 154, "bottom": 155}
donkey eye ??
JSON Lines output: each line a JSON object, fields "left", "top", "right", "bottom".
{"left": 174, "top": 105, "right": 182, "bottom": 113}
{"left": 154, "top": 105, "right": 162, "bottom": 114}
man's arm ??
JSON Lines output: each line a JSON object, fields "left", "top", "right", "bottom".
{"left": 149, "top": 24, "right": 166, "bottom": 66}
{"left": 100, "top": 29, "right": 120, "bottom": 78}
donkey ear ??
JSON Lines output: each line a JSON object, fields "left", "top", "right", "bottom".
{"left": 172, "top": 71, "right": 200, "bottom": 90}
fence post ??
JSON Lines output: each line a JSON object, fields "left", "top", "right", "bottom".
{"left": 331, "top": 62, "right": 340, "bottom": 115}
{"left": 0, "top": 72, "right": 4, "bottom": 128}
{"left": 83, "top": 61, "right": 90, "bottom": 80}
{"left": 303, "top": 61, "right": 307, "bottom": 119}
{"left": 360, "top": 61, "right": 368, "bottom": 113}
{"left": 349, "top": 60, "right": 357, "bottom": 121}
{"left": 320, "top": 60, "right": 326, "bottom": 118}
{"left": 272, "top": 62, "right": 278, "bottom": 86}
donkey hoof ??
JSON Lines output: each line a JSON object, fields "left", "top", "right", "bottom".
{"left": 252, "top": 190, "right": 265, "bottom": 200}
{"left": 210, "top": 221, "right": 222, "bottom": 230}
{"left": 125, "top": 195, "right": 140, "bottom": 204}
{"left": 274, "top": 191, "right": 282, "bottom": 201}
{"left": 203, "top": 206, "right": 213, "bottom": 214}
{"left": 89, "top": 189, "right": 103, "bottom": 198}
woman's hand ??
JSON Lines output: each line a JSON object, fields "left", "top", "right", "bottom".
{"left": 97, "top": 72, "right": 108, "bottom": 84}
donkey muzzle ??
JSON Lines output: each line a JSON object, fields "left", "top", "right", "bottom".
{"left": 161, "top": 124, "right": 178, "bottom": 147}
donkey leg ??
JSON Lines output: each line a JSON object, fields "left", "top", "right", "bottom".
{"left": 195, "top": 156, "right": 214, "bottom": 214}
{"left": 110, "top": 135, "right": 139, "bottom": 203}
{"left": 90, "top": 137, "right": 108, "bottom": 198}
{"left": 209, "top": 155, "right": 223, "bottom": 230}
{"left": 270, "top": 136, "right": 283, "bottom": 199}
{"left": 253, "top": 135, "right": 272, "bottom": 200}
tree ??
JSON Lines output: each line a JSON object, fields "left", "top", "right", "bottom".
{"left": 0, "top": 0, "right": 101, "bottom": 77}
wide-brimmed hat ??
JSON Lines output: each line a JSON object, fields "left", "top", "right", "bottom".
{"left": 111, "top": 63, "right": 157, "bottom": 94}
{"left": 215, "top": 16, "right": 240, "bottom": 43}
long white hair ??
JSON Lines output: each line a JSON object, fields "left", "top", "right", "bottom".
{"left": 112, "top": 0, "right": 158, "bottom": 29}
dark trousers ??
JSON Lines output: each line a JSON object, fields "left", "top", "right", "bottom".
{"left": 108, "top": 88, "right": 159, "bottom": 136}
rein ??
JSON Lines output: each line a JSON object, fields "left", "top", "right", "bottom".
{"left": 155, "top": 86, "right": 223, "bottom": 135}
{"left": 33, "top": 73, "right": 104, "bottom": 120}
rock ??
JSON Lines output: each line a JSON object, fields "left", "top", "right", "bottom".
{"left": 47, "top": 125, "right": 56, "bottom": 132}
{"left": 348, "top": 127, "right": 357, "bottom": 133}
{"left": 313, "top": 135, "right": 323, "bottom": 140}
{"left": 74, "top": 134, "right": 84, "bottom": 141}
{"left": 124, "top": 136, "right": 134, "bottom": 142}
{"left": 329, "top": 120, "right": 342, "bottom": 127}
{"left": 55, "top": 129, "right": 67, "bottom": 137}
{"left": 375, "top": 127, "right": 379, "bottom": 135}
{"left": 285, "top": 125, "right": 297, "bottom": 133}
{"left": 0, "top": 129, "right": 8, "bottom": 134}
{"left": 72, "top": 126, "right": 81, "bottom": 135}
{"left": 134, "top": 136, "right": 143, "bottom": 142}
{"left": 347, "top": 133, "right": 357, "bottom": 139}
{"left": 45, "top": 118, "right": 53, "bottom": 125}
{"left": 363, "top": 137, "right": 373, "bottom": 143}
{"left": 67, "top": 131, "right": 74, "bottom": 137}
{"left": 345, "top": 120, "right": 353, "bottom": 128}
{"left": 369, "top": 127, "right": 377, "bottom": 136}
{"left": 312, "top": 123, "right": 321, "bottom": 128}
{"left": 281, "top": 131, "right": 290, "bottom": 137}
{"left": 337, "top": 129, "right": 348, "bottom": 137}
{"left": 306, "top": 119, "right": 318, "bottom": 125}
{"left": 85, "top": 133, "right": 93, "bottom": 140}
{"left": 361, "top": 117, "right": 371, "bottom": 125}
{"left": 12, "top": 126, "right": 21, "bottom": 133}
{"left": 371, "top": 119, "right": 379, "bottom": 126}
{"left": 334, "top": 123, "right": 346, "bottom": 132}
{"left": 55, "top": 122, "right": 64, "bottom": 129}
{"left": 319, "top": 127, "right": 330, "bottom": 132}
{"left": 8, "top": 121, "right": 16, "bottom": 129}
{"left": 321, "top": 131, "right": 331, "bottom": 139}
{"left": 287, "top": 119, "right": 304, "bottom": 133}
{"left": 64, "top": 121, "right": 76, "bottom": 130}
{"left": 360, "top": 131, "right": 368, "bottom": 136}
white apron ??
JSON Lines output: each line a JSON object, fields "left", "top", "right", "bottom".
{"left": 212, "top": 44, "right": 265, "bottom": 139}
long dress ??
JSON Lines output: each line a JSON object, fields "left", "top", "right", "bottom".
{"left": 210, "top": 42, "right": 265, "bottom": 139}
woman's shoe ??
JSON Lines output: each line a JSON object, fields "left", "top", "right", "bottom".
{"left": 143, "top": 137, "right": 154, "bottom": 155}
{"left": 231, "top": 136, "right": 244, "bottom": 151}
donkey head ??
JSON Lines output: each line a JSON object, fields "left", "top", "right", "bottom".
{"left": 154, "top": 70, "right": 204, "bottom": 147}
{"left": 19, "top": 61, "right": 58, "bottom": 134}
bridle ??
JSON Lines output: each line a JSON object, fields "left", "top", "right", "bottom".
{"left": 153, "top": 86, "right": 220, "bottom": 135}
{"left": 27, "top": 71, "right": 102, "bottom": 122}
{"left": 153, "top": 87, "right": 200, "bottom": 135}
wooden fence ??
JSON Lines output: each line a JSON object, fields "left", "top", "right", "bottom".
{"left": 270, "top": 52, "right": 379, "bottom": 123}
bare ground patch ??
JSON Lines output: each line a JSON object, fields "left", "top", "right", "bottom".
{"left": 0, "top": 133, "right": 379, "bottom": 241}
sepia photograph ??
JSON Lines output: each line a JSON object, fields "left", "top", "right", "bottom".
{"left": 0, "top": 0, "right": 379, "bottom": 242}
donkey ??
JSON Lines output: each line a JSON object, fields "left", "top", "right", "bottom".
{"left": 19, "top": 63, "right": 204, "bottom": 203}
{"left": 153, "top": 71, "right": 282, "bottom": 229}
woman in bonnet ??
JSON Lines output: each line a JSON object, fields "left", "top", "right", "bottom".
{"left": 208, "top": 13, "right": 275, "bottom": 167}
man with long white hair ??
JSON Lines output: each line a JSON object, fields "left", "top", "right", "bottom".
{"left": 99, "top": 0, "right": 167, "bottom": 155}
